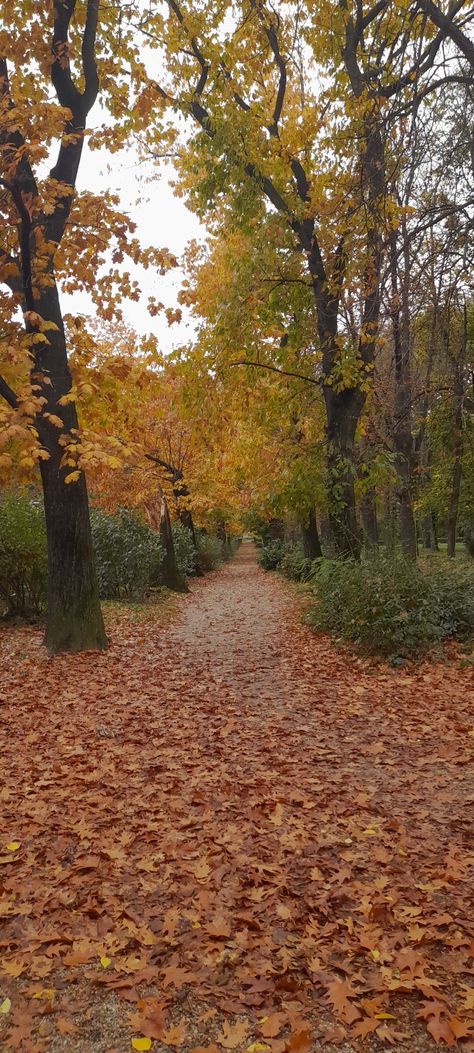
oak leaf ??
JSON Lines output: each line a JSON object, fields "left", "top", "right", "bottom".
{"left": 161, "top": 1021, "right": 188, "bottom": 1046}
{"left": 259, "top": 1013, "right": 286, "bottom": 1038}
{"left": 217, "top": 1019, "right": 250, "bottom": 1048}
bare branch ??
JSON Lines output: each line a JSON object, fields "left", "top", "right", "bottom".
{"left": 416, "top": 0, "right": 474, "bottom": 68}
{"left": 228, "top": 359, "right": 321, "bottom": 385}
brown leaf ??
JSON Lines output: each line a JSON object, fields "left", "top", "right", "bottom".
{"left": 217, "top": 1020, "right": 250, "bottom": 1048}
{"left": 260, "top": 1013, "right": 287, "bottom": 1038}
{"left": 57, "top": 1016, "right": 81, "bottom": 1035}
{"left": 161, "top": 1021, "right": 188, "bottom": 1046}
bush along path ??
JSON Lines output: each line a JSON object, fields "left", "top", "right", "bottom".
{"left": 0, "top": 542, "right": 474, "bottom": 1053}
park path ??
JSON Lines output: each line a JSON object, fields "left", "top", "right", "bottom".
{"left": 0, "top": 543, "right": 473, "bottom": 1052}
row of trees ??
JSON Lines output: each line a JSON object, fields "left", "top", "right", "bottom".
{"left": 0, "top": 0, "right": 473, "bottom": 652}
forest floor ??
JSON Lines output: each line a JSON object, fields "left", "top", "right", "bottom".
{"left": 0, "top": 541, "right": 474, "bottom": 1053}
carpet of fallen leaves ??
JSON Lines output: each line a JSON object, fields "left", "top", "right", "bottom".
{"left": 0, "top": 542, "right": 474, "bottom": 1053}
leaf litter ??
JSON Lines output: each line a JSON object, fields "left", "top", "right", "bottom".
{"left": 0, "top": 542, "right": 473, "bottom": 1052}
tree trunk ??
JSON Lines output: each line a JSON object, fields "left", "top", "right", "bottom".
{"left": 360, "top": 488, "right": 379, "bottom": 549}
{"left": 382, "top": 489, "right": 398, "bottom": 554}
{"left": 301, "top": 509, "right": 322, "bottom": 559}
{"left": 40, "top": 458, "right": 106, "bottom": 653}
{"left": 446, "top": 456, "right": 462, "bottom": 558}
{"left": 159, "top": 495, "right": 188, "bottom": 592}
{"left": 35, "top": 287, "right": 107, "bottom": 655}
{"left": 423, "top": 515, "right": 434, "bottom": 551}
{"left": 324, "top": 386, "right": 364, "bottom": 559}
{"left": 172, "top": 480, "right": 205, "bottom": 576}
{"left": 432, "top": 513, "right": 440, "bottom": 552}
{"left": 389, "top": 228, "right": 417, "bottom": 560}
{"left": 446, "top": 310, "right": 466, "bottom": 558}
{"left": 319, "top": 514, "right": 334, "bottom": 557}
{"left": 216, "top": 518, "right": 233, "bottom": 559}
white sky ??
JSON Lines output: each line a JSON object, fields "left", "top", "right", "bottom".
{"left": 61, "top": 131, "right": 205, "bottom": 353}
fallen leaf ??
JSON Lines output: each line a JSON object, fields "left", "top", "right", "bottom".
{"left": 217, "top": 1020, "right": 250, "bottom": 1048}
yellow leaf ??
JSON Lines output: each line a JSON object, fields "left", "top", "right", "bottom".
{"left": 374, "top": 1013, "right": 395, "bottom": 1020}
{"left": 247, "top": 1045, "right": 271, "bottom": 1052}
{"left": 5, "top": 842, "right": 20, "bottom": 852}
{"left": 32, "top": 988, "right": 55, "bottom": 999}
{"left": 44, "top": 414, "right": 64, "bottom": 428}
{"left": 100, "top": 956, "right": 111, "bottom": 968}
{"left": 64, "top": 471, "right": 80, "bottom": 484}
{"left": 131, "top": 1040, "right": 152, "bottom": 1051}
{"left": 0, "top": 998, "right": 11, "bottom": 1014}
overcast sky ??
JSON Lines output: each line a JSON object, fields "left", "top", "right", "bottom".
{"left": 61, "top": 129, "right": 205, "bottom": 353}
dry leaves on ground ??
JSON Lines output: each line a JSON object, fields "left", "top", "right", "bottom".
{"left": 0, "top": 544, "right": 473, "bottom": 1052}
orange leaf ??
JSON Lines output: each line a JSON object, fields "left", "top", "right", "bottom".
{"left": 217, "top": 1020, "right": 250, "bottom": 1049}
{"left": 260, "top": 1013, "right": 286, "bottom": 1039}
{"left": 162, "top": 1021, "right": 188, "bottom": 1047}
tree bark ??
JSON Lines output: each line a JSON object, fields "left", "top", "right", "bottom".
{"left": 36, "top": 289, "right": 106, "bottom": 654}
{"left": 389, "top": 229, "right": 417, "bottom": 560}
{"left": 423, "top": 515, "right": 434, "bottom": 551}
{"left": 324, "top": 385, "right": 364, "bottom": 558}
{"left": 360, "top": 488, "right": 379, "bottom": 549}
{"left": 159, "top": 494, "right": 188, "bottom": 591}
{"left": 301, "top": 509, "right": 322, "bottom": 559}
{"left": 446, "top": 308, "right": 466, "bottom": 558}
{"left": 0, "top": 4, "right": 105, "bottom": 653}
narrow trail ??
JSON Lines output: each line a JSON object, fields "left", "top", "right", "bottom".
{"left": 167, "top": 541, "right": 293, "bottom": 707}
{"left": 0, "top": 543, "right": 473, "bottom": 1053}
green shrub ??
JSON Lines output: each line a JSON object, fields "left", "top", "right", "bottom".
{"left": 257, "top": 539, "right": 287, "bottom": 570}
{"left": 196, "top": 533, "right": 223, "bottom": 572}
{"left": 90, "top": 507, "right": 164, "bottom": 599}
{"left": 0, "top": 491, "right": 47, "bottom": 618}
{"left": 171, "top": 521, "right": 197, "bottom": 578}
{"left": 258, "top": 539, "right": 317, "bottom": 581}
{"left": 308, "top": 556, "right": 474, "bottom": 659}
{"left": 279, "top": 542, "right": 315, "bottom": 582}
{"left": 464, "top": 523, "right": 474, "bottom": 557}
{"left": 429, "top": 563, "right": 474, "bottom": 638}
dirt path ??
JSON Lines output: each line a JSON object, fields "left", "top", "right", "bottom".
{"left": 0, "top": 543, "right": 474, "bottom": 1053}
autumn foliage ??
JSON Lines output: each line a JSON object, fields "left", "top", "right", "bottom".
{"left": 1, "top": 547, "right": 474, "bottom": 1052}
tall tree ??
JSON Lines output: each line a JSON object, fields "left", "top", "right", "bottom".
{"left": 0, "top": 0, "right": 107, "bottom": 652}
{"left": 123, "top": 0, "right": 466, "bottom": 555}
